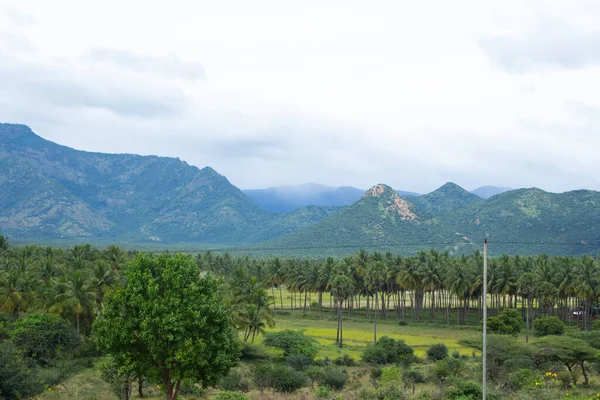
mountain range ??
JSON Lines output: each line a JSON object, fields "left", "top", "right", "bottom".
{"left": 1, "top": 123, "right": 598, "bottom": 256}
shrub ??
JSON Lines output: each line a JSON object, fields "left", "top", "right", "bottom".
{"left": 333, "top": 354, "right": 357, "bottom": 366}
{"left": 269, "top": 365, "right": 309, "bottom": 393}
{"left": 506, "top": 368, "right": 537, "bottom": 391}
{"left": 362, "top": 336, "right": 415, "bottom": 365}
{"left": 591, "top": 320, "right": 600, "bottom": 331}
{"left": 179, "top": 379, "right": 204, "bottom": 396}
{"left": 398, "top": 321, "right": 409, "bottom": 326}
{"left": 218, "top": 370, "right": 249, "bottom": 392}
{"left": 486, "top": 309, "right": 523, "bottom": 336}
{"left": 432, "top": 357, "right": 463, "bottom": 381}
{"left": 402, "top": 369, "right": 425, "bottom": 395}
{"left": 11, "top": 313, "right": 80, "bottom": 365}
{"left": 314, "top": 356, "right": 332, "bottom": 366}
{"left": 253, "top": 365, "right": 273, "bottom": 394}
{"left": 239, "top": 342, "right": 270, "bottom": 361}
{"left": 321, "top": 368, "right": 348, "bottom": 391}
{"left": 444, "top": 378, "right": 482, "bottom": 400}
{"left": 533, "top": 316, "right": 565, "bottom": 337}
{"left": 377, "top": 366, "right": 404, "bottom": 400}
{"left": 0, "top": 342, "right": 39, "bottom": 399}
{"left": 452, "top": 351, "right": 461, "bottom": 359}
{"left": 305, "top": 366, "right": 325, "bottom": 388}
{"left": 215, "top": 391, "right": 249, "bottom": 400}
{"left": 263, "top": 330, "right": 318, "bottom": 358}
{"left": 315, "top": 385, "right": 332, "bottom": 398}
{"left": 287, "top": 353, "right": 314, "bottom": 371}
{"left": 426, "top": 343, "right": 448, "bottom": 361}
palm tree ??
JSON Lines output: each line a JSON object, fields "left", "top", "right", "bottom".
{"left": 331, "top": 275, "right": 354, "bottom": 348}
{"left": 0, "top": 270, "right": 35, "bottom": 316}
{"left": 518, "top": 272, "right": 536, "bottom": 342}
{"left": 574, "top": 256, "right": 600, "bottom": 330}
{"left": 52, "top": 270, "right": 97, "bottom": 334}
{"left": 92, "top": 261, "right": 118, "bottom": 308}
{"left": 365, "top": 260, "right": 386, "bottom": 342}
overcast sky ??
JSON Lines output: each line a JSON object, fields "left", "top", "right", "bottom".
{"left": 1, "top": 1, "right": 600, "bottom": 193}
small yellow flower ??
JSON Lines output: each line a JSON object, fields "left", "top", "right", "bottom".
{"left": 535, "top": 381, "right": 540, "bottom": 386}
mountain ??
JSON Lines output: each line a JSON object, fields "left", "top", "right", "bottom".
{"left": 244, "top": 184, "right": 422, "bottom": 212}
{"left": 471, "top": 186, "right": 513, "bottom": 199}
{"left": 265, "top": 184, "right": 600, "bottom": 256}
{"left": 0, "top": 124, "right": 336, "bottom": 245}
{"left": 259, "top": 184, "right": 433, "bottom": 253}
{"left": 403, "top": 182, "right": 482, "bottom": 216}
{"left": 244, "top": 184, "right": 365, "bottom": 212}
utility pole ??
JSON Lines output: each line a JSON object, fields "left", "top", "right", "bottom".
{"left": 482, "top": 238, "right": 488, "bottom": 400}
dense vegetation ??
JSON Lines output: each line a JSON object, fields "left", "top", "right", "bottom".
{"left": 4, "top": 234, "right": 600, "bottom": 399}
{"left": 3, "top": 123, "right": 600, "bottom": 256}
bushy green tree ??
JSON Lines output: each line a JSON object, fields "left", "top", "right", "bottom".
{"left": 320, "top": 368, "right": 348, "bottom": 391}
{"left": 0, "top": 342, "right": 38, "bottom": 400}
{"left": 268, "top": 365, "right": 309, "bottom": 393}
{"left": 485, "top": 309, "right": 523, "bottom": 336}
{"left": 535, "top": 335, "right": 597, "bottom": 385}
{"left": 263, "top": 329, "right": 318, "bottom": 358}
{"left": 533, "top": 316, "right": 565, "bottom": 337}
{"left": 286, "top": 353, "right": 314, "bottom": 371}
{"left": 93, "top": 253, "right": 240, "bottom": 400}
{"left": 426, "top": 343, "right": 448, "bottom": 361}
{"left": 11, "top": 313, "right": 80, "bottom": 365}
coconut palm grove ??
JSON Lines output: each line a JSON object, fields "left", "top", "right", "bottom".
{"left": 2, "top": 234, "right": 600, "bottom": 399}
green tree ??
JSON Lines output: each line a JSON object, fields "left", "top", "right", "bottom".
{"left": 93, "top": 253, "right": 240, "bottom": 400}
{"left": 330, "top": 275, "right": 354, "bottom": 348}
{"left": 535, "top": 336, "right": 597, "bottom": 385}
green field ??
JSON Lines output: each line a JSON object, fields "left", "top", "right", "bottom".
{"left": 260, "top": 313, "right": 480, "bottom": 360}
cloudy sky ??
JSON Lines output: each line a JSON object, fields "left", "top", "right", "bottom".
{"left": 1, "top": 1, "right": 600, "bottom": 193}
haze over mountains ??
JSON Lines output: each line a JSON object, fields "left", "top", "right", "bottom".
{"left": 1, "top": 123, "right": 598, "bottom": 255}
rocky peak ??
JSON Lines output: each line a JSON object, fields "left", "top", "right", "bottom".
{"left": 362, "top": 184, "right": 418, "bottom": 222}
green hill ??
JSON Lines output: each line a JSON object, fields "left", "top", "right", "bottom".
{"left": 0, "top": 124, "right": 337, "bottom": 245}
{"left": 403, "top": 182, "right": 482, "bottom": 216}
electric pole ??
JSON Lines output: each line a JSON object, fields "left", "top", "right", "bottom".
{"left": 483, "top": 238, "right": 488, "bottom": 400}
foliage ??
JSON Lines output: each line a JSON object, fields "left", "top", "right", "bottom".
{"left": 286, "top": 353, "right": 314, "bottom": 371}
{"left": 315, "top": 385, "right": 332, "bottom": 398}
{"left": 362, "top": 336, "right": 415, "bottom": 365}
{"left": 402, "top": 368, "right": 425, "bottom": 394}
{"left": 0, "top": 342, "right": 38, "bottom": 400}
{"left": 533, "top": 316, "right": 565, "bottom": 337}
{"left": 93, "top": 253, "right": 240, "bottom": 400}
{"left": 333, "top": 354, "right": 357, "bottom": 366}
{"left": 263, "top": 329, "right": 318, "bottom": 358}
{"left": 11, "top": 313, "right": 80, "bottom": 365}
{"left": 443, "top": 378, "right": 483, "bottom": 400}
{"left": 320, "top": 368, "right": 349, "bottom": 391}
{"left": 426, "top": 343, "right": 449, "bottom": 361}
{"left": 534, "top": 335, "right": 597, "bottom": 385}
{"left": 218, "top": 370, "right": 249, "bottom": 392}
{"left": 591, "top": 320, "right": 600, "bottom": 331}
{"left": 433, "top": 357, "right": 464, "bottom": 381}
{"left": 239, "top": 341, "right": 271, "bottom": 361}
{"left": 214, "top": 391, "right": 249, "bottom": 400}
{"left": 305, "top": 366, "right": 326, "bottom": 388}
{"left": 486, "top": 309, "right": 523, "bottom": 336}
{"left": 98, "top": 355, "right": 134, "bottom": 400}
{"left": 268, "top": 364, "right": 309, "bottom": 393}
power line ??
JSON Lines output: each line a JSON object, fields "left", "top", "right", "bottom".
{"left": 147, "top": 240, "right": 600, "bottom": 254}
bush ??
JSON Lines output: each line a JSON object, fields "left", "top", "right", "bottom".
{"left": 215, "top": 391, "right": 249, "bottom": 400}
{"left": 269, "top": 365, "right": 309, "bottom": 393}
{"left": 253, "top": 365, "right": 273, "bottom": 393}
{"left": 315, "top": 385, "right": 332, "bottom": 398}
{"left": 591, "top": 320, "right": 600, "bottom": 331}
{"left": 314, "top": 356, "right": 332, "bottom": 367}
{"left": 287, "top": 353, "right": 314, "bottom": 371}
{"left": 362, "top": 336, "right": 414, "bottom": 365}
{"left": 305, "top": 366, "right": 325, "bottom": 388}
{"left": 398, "top": 321, "right": 409, "bottom": 326}
{"left": 11, "top": 313, "right": 80, "bottom": 365}
{"left": 0, "top": 342, "right": 39, "bottom": 399}
{"left": 533, "top": 316, "right": 565, "bottom": 337}
{"left": 432, "top": 357, "right": 463, "bottom": 381}
{"left": 333, "top": 354, "right": 357, "bottom": 367}
{"left": 452, "top": 351, "right": 461, "bottom": 359}
{"left": 321, "top": 368, "right": 348, "bottom": 391}
{"left": 426, "top": 343, "right": 448, "bottom": 361}
{"left": 506, "top": 368, "right": 537, "bottom": 391}
{"left": 444, "top": 378, "right": 482, "bottom": 400}
{"left": 263, "top": 330, "right": 318, "bottom": 358}
{"left": 402, "top": 369, "right": 425, "bottom": 394}
{"left": 218, "top": 370, "right": 249, "bottom": 392}
{"left": 179, "top": 379, "right": 204, "bottom": 396}
{"left": 486, "top": 309, "right": 523, "bottom": 336}
{"left": 239, "top": 342, "right": 270, "bottom": 361}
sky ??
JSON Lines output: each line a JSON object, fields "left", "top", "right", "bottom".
{"left": 1, "top": 1, "right": 600, "bottom": 193}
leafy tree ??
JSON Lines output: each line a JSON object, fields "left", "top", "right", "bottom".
{"left": 533, "top": 316, "right": 565, "bottom": 337}
{"left": 263, "top": 329, "right": 318, "bottom": 358}
{"left": 320, "top": 368, "right": 348, "bottom": 391}
{"left": 535, "top": 335, "right": 597, "bottom": 385}
{"left": 286, "top": 353, "right": 314, "bottom": 371}
{"left": 11, "top": 313, "right": 80, "bottom": 365}
{"left": 485, "top": 309, "right": 523, "bottom": 336}
{"left": 93, "top": 253, "right": 240, "bottom": 400}
{"left": 402, "top": 368, "right": 425, "bottom": 395}
{"left": 268, "top": 365, "right": 309, "bottom": 393}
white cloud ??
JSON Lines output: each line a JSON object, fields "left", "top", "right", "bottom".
{"left": 1, "top": 0, "right": 599, "bottom": 193}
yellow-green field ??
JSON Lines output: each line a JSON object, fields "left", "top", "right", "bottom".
{"left": 258, "top": 313, "right": 480, "bottom": 359}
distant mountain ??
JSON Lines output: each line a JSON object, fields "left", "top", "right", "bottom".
{"left": 244, "top": 184, "right": 364, "bottom": 212}
{"left": 244, "top": 184, "right": 421, "bottom": 212}
{"left": 397, "top": 190, "right": 422, "bottom": 198}
{"left": 404, "top": 182, "right": 482, "bottom": 216}
{"left": 0, "top": 124, "right": 336, "bottom": 244}
{"left": 471, "top": 186, "right": 513, "bottom": 199}
{"left": 260, "top": 184, "right": 600, "bottom": 256}
{"left": 260, "top": 184, "right": 432, "bottom": 253}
